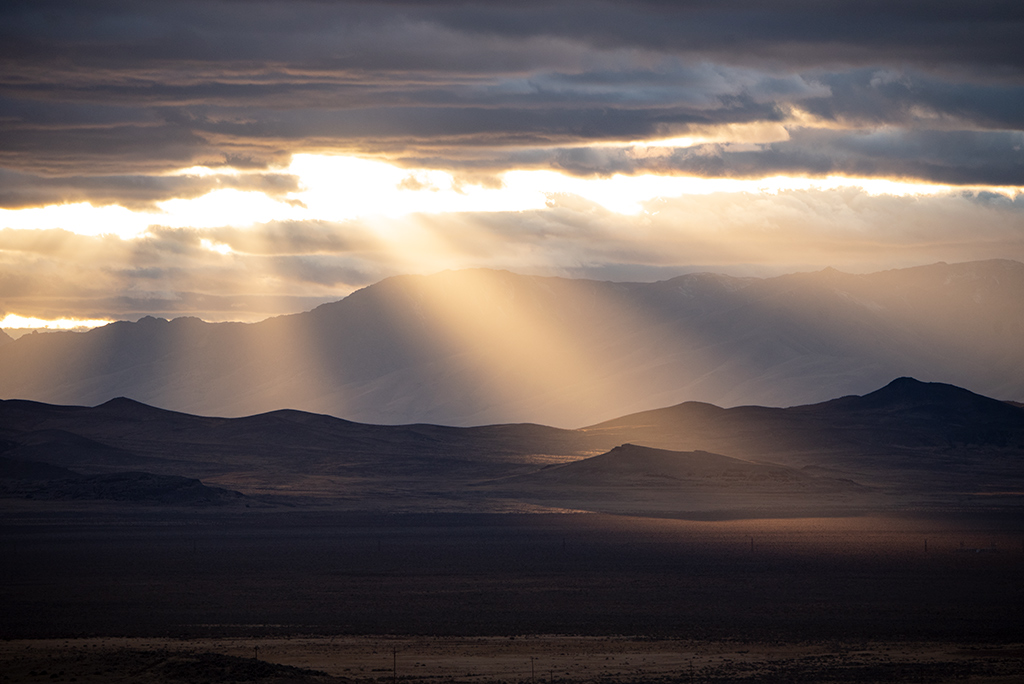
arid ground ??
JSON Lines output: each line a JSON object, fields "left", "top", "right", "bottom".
{"left": 3, "top": 635, "right": 1024, "bottom": 683}
{"left": 3, "top": 506, "right": 1022, "bottom": 682}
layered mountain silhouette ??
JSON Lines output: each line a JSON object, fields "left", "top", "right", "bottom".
{"left": 1, "top": 378, "right": 1020, "bottom": 515}
{"left": 0, "top": 260, "right": 1022, "bottom": 427}
{"left": 583, "top": 377, "right": 1024, "bottom": 490}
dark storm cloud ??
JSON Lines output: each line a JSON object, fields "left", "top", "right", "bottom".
{"left": 1, "top": 0, "right": 1022, "bottom": 205}
{"left": 798, "top": 69, "right": 1024, "bottom": 130}
{"left": 5, "top": 1, "right": 1021, "bottom": 71}
{"left": 430, "top": 1, "right": 1024, "bottom": 72}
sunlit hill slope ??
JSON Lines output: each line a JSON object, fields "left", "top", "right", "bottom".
{"left": 0, "top": 260, "right": 1021, "bottom": 427}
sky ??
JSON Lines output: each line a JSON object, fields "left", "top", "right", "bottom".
{"left": 1, "top": 0, "right": 1023, "bottom": 329}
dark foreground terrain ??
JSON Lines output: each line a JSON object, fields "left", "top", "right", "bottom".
{"left": 3, "top": 636, "right": 1024, "bottom": 684}
{"left": 3, "top": 508, "right": 1022, "bottom": 640}
{"left": 3, "top": 507, "right": 1023, "bottom": 682}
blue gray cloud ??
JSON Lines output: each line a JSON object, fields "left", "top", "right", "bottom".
{"left": 1, "top": 0, "right": 1021, "bottom": 204}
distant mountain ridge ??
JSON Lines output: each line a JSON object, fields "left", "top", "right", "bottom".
{"left": 0, "top": 260, "right": 1022, "bottom": 427}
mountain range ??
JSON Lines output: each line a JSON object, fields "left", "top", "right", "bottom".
{"left": 2, "top": 378, "right": 1021, "bottom": 517}
{"left": 0, "top": 260, "right": 1022, "bottom": 427}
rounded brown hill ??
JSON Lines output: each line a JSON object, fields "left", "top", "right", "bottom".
{"left": 517, "top": 443, "right": 833, "bottom": 488}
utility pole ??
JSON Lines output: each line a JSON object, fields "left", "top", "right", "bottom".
{"left": 393, "top": 647, "right": 397, "bottom": 684}
{"left": 531, "top": 656, "right": 536, "bottom": 684}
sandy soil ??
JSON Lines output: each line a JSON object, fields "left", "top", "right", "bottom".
{"left": 4, "top": 510, "right": 1024, "bottom": 682}
{"left": 3, "top": 636, "right": 1024, "bottom": 683}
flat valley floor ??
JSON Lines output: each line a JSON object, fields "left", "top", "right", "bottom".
{"left": 2, "top": 506, "right": 1023, "bottom": 682}
{"left": 3, "top": 635, "right": 1024, "bottom": 683}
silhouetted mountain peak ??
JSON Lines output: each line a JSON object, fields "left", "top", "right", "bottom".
{"left": 93, "top": 397, "right": 188, "bottom": 421}
{"left": 99, "top": 396, "right": 150, "bottom": 409}
{"left": 804, "top": 378, "right": 1024, "bottom": 449}
{"left": 876, "top": 376, "right": 931, "bottom": 394}
{"left": 96, "top": 397, "right": 165, "bottom": 414}
{"left": 855, "top": 377, "right": 999, "bottom": 411}
{"left": 584, "top": 401, "right": 731, "bottom": 432}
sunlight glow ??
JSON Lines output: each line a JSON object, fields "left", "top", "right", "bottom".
{"left": 157, "top": 189, "right": 302, "bottom": 228}
{"left": 288, "top": 154, "right": 547, "bottom": 220}
{"left": 1, "top": 314, "right": 112, "bottom": 331}
{"left": 171, "top": 165, "right": 245, "bottom": 177}
{"left": 0, "top": 203, "right": 153, "bottom": 239}
{"left": 200, "top": 238, "right": 234, "bottom": 255}
{"left": 1, "top": 154, "right": 1020, "bottom": 241}
{"left": 618, "top": 122, "right": 793, "bottom": 149}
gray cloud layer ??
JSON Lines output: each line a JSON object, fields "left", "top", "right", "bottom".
{"left": 0, "top": 169, "right": 300, "bottom": 210}
{"left": 540, "top": 128, "right": 1024, "bottom": 185}
{"left": 2, "top": 0, "right": 1022, "bottom": 207}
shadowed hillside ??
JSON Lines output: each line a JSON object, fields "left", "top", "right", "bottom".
{"left": 583, "top": 377, "right": 1024, "bottom": 495}
{"left": 0, "top": 378, "right": 1020, "bottom": 516}
{"left": 512, "top": 444, "right": 841, "bottom": 486}
{"left": 0, "top": 456, "right": 246, "bottom": 504}
{"left": 0, "top": 261, "right": 1022, "bottom": 426}
{"left": 482, "top": 443, "right": 873, "bottom": 517}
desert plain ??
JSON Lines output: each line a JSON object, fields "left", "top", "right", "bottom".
{"left": 3, "top": 505, "right": 1023, "bottom": 683}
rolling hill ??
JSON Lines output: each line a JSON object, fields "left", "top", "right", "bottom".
{"left": 1, "top": 378, "right": 1020, "bottom": 516}
{"left": 582, "top": 377, "right": 1024, "bottom": 492}
{"left": 482, "top": 443, "right": 873, "bottom": 517}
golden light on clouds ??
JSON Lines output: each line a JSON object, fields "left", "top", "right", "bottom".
{"left": 0, "top": 314, "right": 112, "bottom": 332}
{"left": 288, "top": 154, "right": 549, "bottom": 220}
{"left": 0, "top": 203, "right": 150, "bottom": 239}
{"left": 157, "top": 189, "right": 299, "bottom": 230}
{"left": 0, "top": 153, "right": 1020, "bottom": 243}
{"left": 199, "top": 238, "right": 234, "bottom": 255}
{"left": 623, "top": 121, "right": 794, "bottom": 150}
